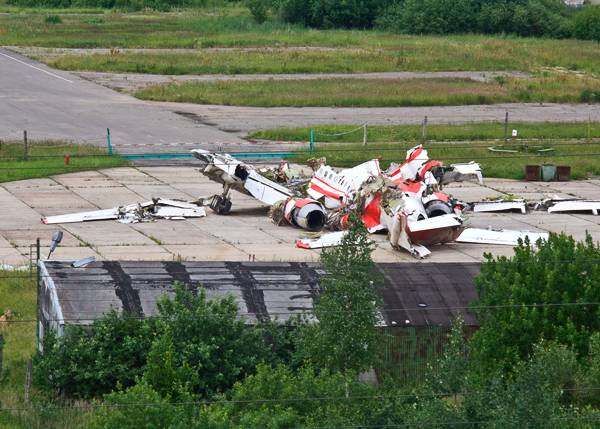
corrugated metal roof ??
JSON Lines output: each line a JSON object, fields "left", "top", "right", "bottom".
{"left": 42, "top": 261, "right": 480, "bottom": 327}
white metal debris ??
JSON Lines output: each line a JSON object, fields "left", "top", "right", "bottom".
{"left": 473, "top": 200, "right": 527, "bottom": 214}
{"left": 547, "top": 200, "right": 600, "bottom": 215}
{"left": 41, "top": 199, "right": 206, "bottom": 225}
{"left": 456, "top": 228, "right": 549, "bottom": 246}
{"left": 295, "top": 231, "right": 349, "bottom": 249}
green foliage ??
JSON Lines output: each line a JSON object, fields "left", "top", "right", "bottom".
{"left": 378, "top": 0, "right": 572, "bottom": 37}
{"left": 90, "top": 382, "right": 195, "bottom": 429}
{"left": 425, "top": 316, "right": 469, "bottom": 396}
{"left": 470, "top": 233, "right": 600, "bottom": 374}
{"left": 147, "top": 287, "right": 274, "bottom": 398}
{"left": 6, "top": 0, "right": 207, "bottom": 10}
{"left": 573, "top": 6, "right": 600, "bottom": 43}
{"left": 44, "top": 14, "right": 62, "bottom": 23}
{"left": 34, "top": 285, "right": 296, "bottom": 400}
{"left": 277, "top": 0, "right": 388, "bottom": 28}
{"left": 33, "top": 312, "right": 155, "bottom": 399}
{"left": 296, "top": 214, "right": 382, "bottom": 373}
{"left": 197, "top": 364, "right": 407, "bottom": 428}
{"left": 246, "top": 0, "right": 270, "bottom": 23}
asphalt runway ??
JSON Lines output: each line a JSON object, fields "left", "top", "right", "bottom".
{"left": 0, "top": 48, "right": 245, "bottom": 155}
{"left": 2, "top": 47, "right": 600, "bottom": 156}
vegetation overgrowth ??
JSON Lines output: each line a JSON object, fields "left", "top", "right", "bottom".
{"left": 4, "top": 232, "right": 600, "bottom": 427}
{"left": 0, "top": 141, "right": 127, "bottom": 182}
{"left": 251, "top": 121, "right": 600, "bottom": 143}
{"left": 3, "top": 0, "right": 599, "bottom": 44}
{"left": 134, "top": 74, "right": 600, "bottom": 107}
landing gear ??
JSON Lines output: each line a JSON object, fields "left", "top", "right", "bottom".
{"left": 209, "top": 185, "right": 232, "bottom": 215}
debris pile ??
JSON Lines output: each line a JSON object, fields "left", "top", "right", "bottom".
{"left": 42, "top": 198, "right": 206, "bottom": 225}
{"left": 46, "top": 145, "right": 600, "bottom": 258}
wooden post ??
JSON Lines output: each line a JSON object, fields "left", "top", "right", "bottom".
{"left": 421, "top": 116, "right": 428, "bottom": 144}
{"left": 0, "top": 334, "right": 4, "bottom": 379}
{"left": 504, "top": 111, "right": 509, "bottom": 144}
{"left": 588, "top": 115, "right": 592, "bottom": 143}
{"left": 362, "top": 124, "right": 367, "bottom": 146}
{"left": 23, "top": 130, "right": 28, "bottom": 161}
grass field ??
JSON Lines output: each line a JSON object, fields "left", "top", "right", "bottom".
{"left": 134, "top": 74, "right": 600, "bottom": 107}
{"left": 253, "top": 122, "right": 600, "bottom": 180}
{"left": 288, "top": 141, "right": 600, "bottom": 180}
{"left": 0, "top": 141, "right": 127, "bottom": 182}
{"left": 251, "top": 122, "right": 600, "bottom": 143}
{"left": 0, "top": 272, "right": 90, "bottom": 429}
{"left": 2, "top": 10, "right": 600, "bottom": 75}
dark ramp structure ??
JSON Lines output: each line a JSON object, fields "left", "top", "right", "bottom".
{"left": 37, "top": 260, "right": 480, "bottom": 349}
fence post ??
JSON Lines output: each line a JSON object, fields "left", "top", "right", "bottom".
{"left": 0, "top": 333, "right": 3, "bottom": 380}
{"left": 309, "top": 129, "right": 315, "bottom": 153}
{"left": 363, "top": 124, "right": 367, "bottom": 146}
{"left": 106, "top": 128, "right": 113, "bottom": 156}
{"left": 588, "top": 115, "right": 592, "bottom": 143}
{"left": 23, "top": 130, "right": 28, "bottom": 161}
{"left": 504, "top": 111, "right": 509, "bottom": 143}
{"left": 36, "top": 238, "right": 40, "bottom": 350}
{"left": 24, "top": 359, "right": 32, "bottom": 403}
{"left": 421, "top": 116, "right": 428, "bottom": 144}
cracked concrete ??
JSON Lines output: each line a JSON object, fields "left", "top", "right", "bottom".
{"left": 1, "top": 166, "right": 599, "bottom": 267}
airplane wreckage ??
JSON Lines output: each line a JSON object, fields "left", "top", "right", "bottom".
{"left": 41, "top": 145, "right": 600, "bottom": 258}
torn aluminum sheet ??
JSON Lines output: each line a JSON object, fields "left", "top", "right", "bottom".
{"left": 307, "top": 159, "right": 381, "bottom": 209}
{"left": 41, "top": 199, "right": 206, "bottom": 225}
{"left": 295, "top": 231, "right": 349, "bottom": 249}
{"left": 547, "top": 200, "right": 600, "bottom": 215}
{"left": 456, "top": 228, "right": 549, "bottom": 246}
{"left": 472, "top": 200, "right": 527, "bottom": 214}
{"left": 445, "top": 162, "right": 484, "bottom": 185}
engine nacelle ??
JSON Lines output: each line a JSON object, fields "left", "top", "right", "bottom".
{"left": 284, "top": 198, "right": 327, "bottom": 231}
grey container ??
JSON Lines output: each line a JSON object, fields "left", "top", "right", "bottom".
{"left": 541, "top": 164, "right": 557, "bottom": 182}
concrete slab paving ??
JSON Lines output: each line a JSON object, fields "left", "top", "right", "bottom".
{"left": 95, "top": 245, "right": 174, "bottom": 260}
{"left": 0, "top": 166, "right": 599, "bottom": 264}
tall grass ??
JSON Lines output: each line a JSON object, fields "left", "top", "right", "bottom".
{"left": 2, "top": 10, "right": 600, "bottom": 75}
{"left": 251, "top": 122, "right": 600, "bottom": 143}
{"left": 134, "top": 74, "right": 600, "bottom": 107}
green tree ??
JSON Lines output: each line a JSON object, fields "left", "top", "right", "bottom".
{"left": 146, "top": 285, "right": 275, "bottom": 398}
{"left": 470, "top": 233, "right": 600, "bottom": 374}
{"left": 296, "top": 213, "right": 382, "bottom": 373}
{"left": 573, "top": 6, "right": 600, "bottom": 43}
{"left": 34, "top": 311, "right": 156, "bottom": 399}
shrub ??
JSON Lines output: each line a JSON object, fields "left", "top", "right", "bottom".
{"left": 247, "top": 0, "right": 270, "bottom": 23}
{"left": 44, "top": 14, "right": 62, "bottom": 24}
{"left": 573, "top": 6, "right": 600, "bottom": 43}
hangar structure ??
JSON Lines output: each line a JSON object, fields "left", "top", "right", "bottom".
{"left": 37, "top": 260, "right": 480, "bottom": 349}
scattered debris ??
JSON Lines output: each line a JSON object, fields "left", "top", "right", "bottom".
{"left": 456, "top": 228, "right": 549, "bottom": 246}
{"left": 41, "top": 198, "right": 206, "bottom": 225}
{"left": 472, "top": 200, "right": 527, "bottom": 214}
{"left": 44, "top": 144, "right": 596, "bottom": 259}
{"left": 547, "top": 200, "right": 600, "bottom": 216}
{"left": 296, "top": 231, "right": 349, "bottom": 249}
{"left": 71, "top": 256, "right": 96, "bottom": 268}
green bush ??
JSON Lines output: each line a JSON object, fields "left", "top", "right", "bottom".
{"left": 470, "top": 233, "right": 600, "bottom": 374}
{"left": 573, "top": 5, "right": 600, "bottom": 43}
{"left": 246, "top": 0, "right": 270, "bottom": 23}
{"left": 34, "top": 285, "right": 297, "bottom": 399}
{"left": 44, "top": 14, "right": 62, "bottom": 23}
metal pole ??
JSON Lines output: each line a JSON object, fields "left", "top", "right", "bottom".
{"left": 363, "top": 124, "right": 367, "bottom": 146}
{"left": 35, "top": 238, "right": 40, "bottom": 349}
{"left": 309, "top": 129, "right": 315, "bottom": 153}
{"left": 106, "top": 127, "right": 112, "bottom": 155}
{"left": 23, "top": 130, "right": 28, "bottom": 161}
{"left": 504, "top": 111, "right": 509, "bottom": 144}
{"left": 421, "top": 116, "right": 428, "bottom": 144}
